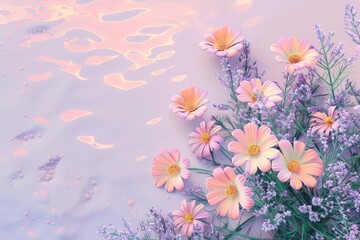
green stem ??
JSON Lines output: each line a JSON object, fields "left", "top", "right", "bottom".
{"left": 319, "top": 37, "right": 336, "bottom": 101}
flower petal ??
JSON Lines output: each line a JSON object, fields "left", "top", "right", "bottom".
{"left": 290, "top": 174, "right": 302, "bottom": 190}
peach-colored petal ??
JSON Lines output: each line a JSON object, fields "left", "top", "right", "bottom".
{"left": 277, "top": 169, "right": 291, "bottom": 182}
{"left": 290, "top": 174, "right": 302, "bottom": 190}
{"left": 206, "top": 177, "right": 227, "bottom": 189}
{"left": 213, "top": 167, "right": 231, "bottom": 184}
{"left": 206, "top": 189, "right": 227, "bottom": 205}
{"left": 232, "top": 153, "right": 250, "bottom": 167}
{"left": 293, "top": 141, "right": 306, "bottom": 160}
{"left": 298, "top": 40, "right": 310, "bottom": 55}
{"left": 299, "top": 149, "right": 322, "bottom": 163}
{"left": 216, "top": 197, "right": 232, "bottom": 217}
{"left": 245, "top": 159, "right": 258, "bottom": 175}
{"left": 257, "top": 125, "right": 272, "bottom": 145}
{"left": 174, "top": 176, "right": 185, "bottom": 190}
{"left": 290, "top": 37, "right": 299, "bottom": 51}
{"left": 239, "top": 187, "right": 254, "bottom": 210}
{"left": 260, "top": 148, "right": 279, "bottom": 159}
{"left": 165, "top": 177, "right": 176, "bottom": 192}
{"left": 235, "top": 174, "right": 247, "bottom": 186}
{"left": 224, "top": 167, "right": 237, "bottom": 180}
{"left": 231, "top": 129, "right": 249, "bottom": 146}
{"left": 251, "top": 78, "right": 262, "bottom": 90}
{"left": 260, "top": 134, "right": 279, "bottom": 150}
{"left": 228, "top": 198, "right": 240, "bottom": 220}
{"left": 299, "top": 164, "right": 323, "bottom": 176}
{"left": 278, "top": 140, "right": 294, "bottom": 160}
{"left": 180, "top": 168, "right": 191, "bottom": 180}
{"left": 244, "top": 123, "right": 258, "bottom": 144}
{"left": 238, "top": 80, "right": 254, "bottom": 97}
{"left": 297, "top": 173, "right": 317, "bottom": 188}
{"left": 270, "top": 44, "right": 287, "bottom": 55}
{"left": 228, "top": 141, "right": 247, "bottom": 154}
{"left": 275, "top": 55, "right": 287, "bottom": 62}
{"left": 272, "top": 158, "right": 286, "bottom": 171}
{"left": 256, "top": 157, "right": 271, "bottom": 172}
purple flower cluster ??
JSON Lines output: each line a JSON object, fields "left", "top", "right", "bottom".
{"left": 345, "top": 4, "right": 360, "bottom": 44}
{"left": 344, "top": 224, "right": 360, "bottom": 240}
{"left": 261, "top": 210, "right": 291, "bottom": 232}
{"left": 97, "top": 219, "right": 139, "bottom": 240}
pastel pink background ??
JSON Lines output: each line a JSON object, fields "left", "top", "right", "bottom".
{"left": 0, "top": 0, "right": 358, "bottom": 239}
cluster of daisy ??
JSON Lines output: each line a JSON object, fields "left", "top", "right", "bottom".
{"left": 100, "top": 4, "right": 360, "bottom": 240}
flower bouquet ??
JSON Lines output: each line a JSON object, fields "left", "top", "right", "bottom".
{"left": 99, "top": 4, "right": 360, "bottom": 240}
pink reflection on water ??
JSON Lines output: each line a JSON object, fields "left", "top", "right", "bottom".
{"left": 60, "top": 109, "right": 92, "bottom": 123}
{"left": 33, "top": 189, "right": 49, "bottom": 204}
{"left": 27, "top": 72, "right": 52, "bottom": 81}
{"left": 136, "top": 155, "right": 146, "bottom": 161}
{"left": 38, "top": 56, "right": 87, "bottom": 80}
{"left": 104, "top": 73, "right": 146, "bottom": 91}
{"left": 85, "top": 55, "right": 118, "bottom": 65}
{"left": 13, "top": 148, "right": 28, "bottom": 156}
{"left": 171, "top": 74, "right": 187, "bottom": 82}
{"left": 27, "top": 231, "right": 38, "bottom": 238}
{"left": 242, "top": 16, "right": 263, "bottom": 29}
{"left": 3, "top": 0, "right": 196, "bottom": 70}
{"left": 77, "top": 135, "right": 114, "bottom": 149}
{"left": 145, "top": 117, "right": 162, "bottom": 125}
{"left": 236, "top": 0, "right": 253, "bottom": 11}
{"left": 34, "top": 117, "right": 50, "bottom": 124}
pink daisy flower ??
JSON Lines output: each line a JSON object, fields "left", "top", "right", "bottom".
{"left": 199, "top": 25, "right": 244, "bottom": 57}
{"left": 188, "top": 121, "right": 224, "bottom": 158}
{"left": 150, "top": 148, "right": 190, "bottom": 192}
{"left": 206, "top": 167, "right": 254, "bottom": 220}
{"left": 271, "top": 37, "right": 318, "bottom": 73}
{"left": 310, "top": 106, "right": 339, "bottom": 136}
{"left": 236, "top": 78, "right": 282, "bottom": 108}
{"left": 228, "top": 123, "right": 279, "bottom": 175}
{"left": 169, "top": 86, "right": 209, "bottom": 121}
{"left": 172, "top": 200, "right": 210, "bottom": 237}
{"left": 272, "top": 140, "right": 323, "bottom": 190}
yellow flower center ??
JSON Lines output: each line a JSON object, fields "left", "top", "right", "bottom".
{"left": 184, "top": 213, "right": 194, "bottom": 223}
{"left": 200, "top": 133, "right": 211, "bottom": 143}
{"left": 217, "top": 39, "right": 228, "bottom": 51}
{"left": 225, "top": 184, "right": 238, "bottom": 197}
{"left": 248, "top": 144, "right": 260, "bottom": 156}
{"left": 288, "top": 52, "right": 301, "bottom": 64}
{"left": 287, "top": 160, "right": 300, "bottom": 172}
{"left": 251, "top": 95, "right": 257, "bottom": 102}
{"left": 184, "top": 100, "right": 195, "bottom": 112}
{"left": 167, "top": 164, "right": 180, "bottom": 175}
{"left": 324, "top": 116, "right": 334, "bottom": 126}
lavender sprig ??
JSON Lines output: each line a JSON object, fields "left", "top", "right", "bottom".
{"left": 345, "top": 4, "right": 360, "bottom": 44}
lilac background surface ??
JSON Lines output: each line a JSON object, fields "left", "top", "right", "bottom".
{"left": 0, "top": 0, "right": 359, "bottom": 239}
